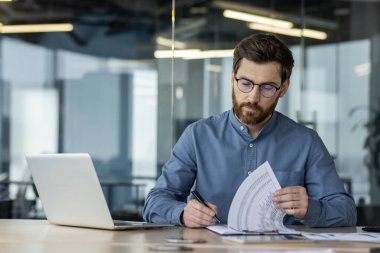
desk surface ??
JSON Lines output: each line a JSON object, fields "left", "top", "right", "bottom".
{"left": 0, "top": 219, "right": 377, "bottom": 253}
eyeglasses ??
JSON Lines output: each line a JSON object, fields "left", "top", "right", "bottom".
{"left": 235, "top": 77, "right": 281, "bottom": 98}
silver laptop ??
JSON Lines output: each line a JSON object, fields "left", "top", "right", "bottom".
{"left": 26, "top": 153, "right": 173, "bottom": 230}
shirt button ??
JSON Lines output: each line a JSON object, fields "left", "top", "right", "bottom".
{"left": 240, "top": 126, "right": 244, "bottom": 131}
{"left": 248, "top": 171, "right": 252, "bottom": 175}
{"left": 249, "top": 143, "right": 254, "bottom": 148}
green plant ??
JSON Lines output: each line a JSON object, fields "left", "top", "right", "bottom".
{"left": 350, "top": 102, "right": 380, "bottom": 185}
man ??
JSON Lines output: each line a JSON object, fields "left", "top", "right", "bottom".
{"left": 143, "top": 33, "right": 357, "bottom": 228}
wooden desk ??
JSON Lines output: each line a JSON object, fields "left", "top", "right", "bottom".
{"left": 0, "top": 219, "right": 377, "bottom": 253}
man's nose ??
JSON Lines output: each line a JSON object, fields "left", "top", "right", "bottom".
{"left": 247, "top": 85, "right": 261, "bottom": 103}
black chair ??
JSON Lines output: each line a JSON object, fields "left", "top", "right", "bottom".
{"left": 356, "top": 205, "right": 380, "bottom": 226}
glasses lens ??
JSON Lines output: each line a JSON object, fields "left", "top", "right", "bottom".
{"left": 260, "top": 84, "right": 277, "bottom": 98}
{"left": 237, "top": 79, "right": 253, "bottom": 93}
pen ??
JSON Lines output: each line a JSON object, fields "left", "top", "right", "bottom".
{"left": 191, "top": 190, "right": 221, "bottom": 223}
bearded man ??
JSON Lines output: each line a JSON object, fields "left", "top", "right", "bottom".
{"left": 143, "top": 33, "right": 357, "bottom": 228}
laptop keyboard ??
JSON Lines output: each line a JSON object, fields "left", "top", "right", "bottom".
{"left": 113, "top": 220, "right": 149, "bottom": 226}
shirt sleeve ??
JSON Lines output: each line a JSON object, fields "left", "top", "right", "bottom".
{"left": 301, "top": 132, "right": 357, "bottom": 227}
{"left": 142, "top": 125, "right": 197, "bottom": 225}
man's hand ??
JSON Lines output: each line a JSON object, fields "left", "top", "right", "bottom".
{"left": 273, "top": 186, "right": 308, "bottom": 219}
{"left": 181, "top": 199, "right": 218, "bottom": 228}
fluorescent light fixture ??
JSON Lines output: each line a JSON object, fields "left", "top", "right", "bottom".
{"left": 223, "top": 9, "right": 293, "bottom": 29}
{"left": 301, "top": 29, "right": 328, "bottom": 40}
{"left": 0, "top": 0, "right": 13, "bottom": 2}
{"left": 156, "top": 36, "right": 187, "bottom": 49}
{"left": 154, "top": 49, "right": 201, "bottom": 58}
{"left": 248, "top": 23, "right": 327, "bottom": 40}
{"left": 0, "top": 23, "right": 74, "bottom": 33}
{"left": 183, "top": 49, "right": 233, "bottom": 59}
{"left": 154, "top": 49, "right": 233, "bottom": 59}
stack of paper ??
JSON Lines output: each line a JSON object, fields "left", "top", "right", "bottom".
{"left": 207, "top": 161, "right": 298, "bottom": 235}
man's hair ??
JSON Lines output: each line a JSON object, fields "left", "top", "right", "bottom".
{"left": 233, "top": 33, "right": 294, "bottom": 83}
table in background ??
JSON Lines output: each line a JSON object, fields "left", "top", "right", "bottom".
{"left": 0, "top": 219, "right": 378, "bottom": 253}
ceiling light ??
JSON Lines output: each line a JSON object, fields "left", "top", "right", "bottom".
{"left": 0, "top": 0, "right": 13, "bottom": 2}
{"left": 154, "top": 49, "right": 233, "bottom": 59}
{"left": 0, "top": 23, "right": 74, "bottom": 33}
{"left": 154, "top": 49, "right": 201, "bottom": 58}
{"left": 182, "top": 49, "right": 233, "bottom": 59}
{"left": 248, "top": 23, "right": 327, "bottom": 40}
{"left": 223, "top": 9, "right": 293, "bottom": 29}
{"left": 156, "top": 36, "right": 187, "bottom": 49}
{"left": 214, "top": 1, "right": 338, "bottom": 30}
{"left": 302, "top": 29, "right": 328, "bottom": 40}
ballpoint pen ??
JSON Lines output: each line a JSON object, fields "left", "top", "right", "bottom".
{"left": 191, "top": 190, "right": 222, "bottom": 223}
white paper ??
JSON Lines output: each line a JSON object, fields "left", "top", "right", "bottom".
{"left": 228, "top": 161, "right": 291, "bottom": 233}
{"left": 207, "top": 224, "right": 299, "bottom": 235}
{"left": 207, "top": 225, "right": 243, "bottom": 235}
{"left": 236, "top": 250, "right": 335, "bottom": 253}
{"left": 207, "top": 161, "right": 296, "bottom": 235}
{"left": 302, "top": 232, "right": 380, "bottom": 243}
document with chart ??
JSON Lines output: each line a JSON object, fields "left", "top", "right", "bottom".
{"left": 208, "top": 161, "right": 298, "bottom": 235}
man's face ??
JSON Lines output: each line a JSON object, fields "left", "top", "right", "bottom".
{"left": 232, "top": 58, "right": 289, "bottom": 126}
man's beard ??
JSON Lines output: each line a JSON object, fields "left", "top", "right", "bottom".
{"left": 232, "top": 89, "right": 278, "bottom": 126}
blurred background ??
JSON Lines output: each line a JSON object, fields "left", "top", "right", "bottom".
{"left": 0, "top": 0, "right": 379, "bottom": 225}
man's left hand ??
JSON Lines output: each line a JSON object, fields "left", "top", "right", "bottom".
{"left": 273, "top": 186, "right": 308, "bottom": 219}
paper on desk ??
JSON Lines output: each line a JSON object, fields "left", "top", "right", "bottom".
{"left": 207, "top": 224, "right": 246, "bottom": 235}
{"left": 208, "top": 161, "right": 296, "bottom": 235}
{"left": 207, "top": 224, "right": 299, "bottom": 236}
{"left": 302, "top": 232, "right": 380, "bottom": 243}
{"left": 237, "top": 250, "right": 335, "bottom": 253}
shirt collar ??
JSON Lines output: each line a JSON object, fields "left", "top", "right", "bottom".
{"left": 228, "top": 109, "right": 278, "bottom": 140}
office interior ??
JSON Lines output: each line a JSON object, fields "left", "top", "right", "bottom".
{"left": 0, "top": 0, "right": 378, "bottom": 225}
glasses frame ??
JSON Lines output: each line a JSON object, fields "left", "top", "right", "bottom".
{"left": 234, "top": 77, "right": 282, "bottom": 98}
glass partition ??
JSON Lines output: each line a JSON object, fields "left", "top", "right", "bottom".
{"left": 0, "top": 0, "right": 379, "bottom": 223}
{"left": 165, "top": 0, "right": 378, "bottom": 210}
{"left": 0, "top": 2, "right": 171, "bottom": 219}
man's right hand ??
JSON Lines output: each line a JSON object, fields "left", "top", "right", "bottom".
{"left": 181, "top": 199, "right": 218, "bottom": 228}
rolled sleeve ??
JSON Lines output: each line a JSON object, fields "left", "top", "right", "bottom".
{"left": 302, "top": 198, "right": 322, "bottom": 227}
{"left": 172, "top": 203, "right": 187, "bottom": 225}
{"left": 143, "top": 125, "right": 197, "bottom": 224}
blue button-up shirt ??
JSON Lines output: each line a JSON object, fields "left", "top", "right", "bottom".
{"left": 143, "top": 110, "right": 357, "bottom": 227}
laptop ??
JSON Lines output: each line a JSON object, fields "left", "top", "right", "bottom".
{"left": 26, "top": 153, "right": 173, "bottom": 230}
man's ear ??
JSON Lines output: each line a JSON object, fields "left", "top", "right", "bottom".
{"left": 279, "top": 79, "right": 290, "bottom": 97}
